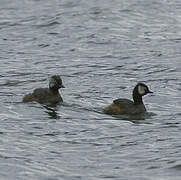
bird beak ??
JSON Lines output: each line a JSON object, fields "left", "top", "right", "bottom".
{"left": 60, "top": 84, "right": 65, "bottom": 88}
{"left": 148, "top": 90, "right": 153, "bottom": 94}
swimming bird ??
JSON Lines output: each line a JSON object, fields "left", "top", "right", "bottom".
{"left": 104, "top": 83, "right": 153, "bottom": 115}
{"left": 23, "top": 75, "right": 64, "bottom": 104}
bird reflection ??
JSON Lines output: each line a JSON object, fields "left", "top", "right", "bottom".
{"left": 112, "top": 112, "right": 156, "bottom": 124}
{"left": 43, "top": 104, "right": 60, "bottom": 119}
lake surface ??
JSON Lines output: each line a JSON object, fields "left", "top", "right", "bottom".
{"left": 0, "top": 0, "right": 181, "bottom": 179}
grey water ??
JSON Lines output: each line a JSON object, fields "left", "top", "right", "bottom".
{"left": 0, "top": 0, "right": 181, "bottom": 179}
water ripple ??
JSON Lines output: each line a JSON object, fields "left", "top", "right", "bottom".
{"left": 0, "top": 0, "right": 181, "bottom": 180}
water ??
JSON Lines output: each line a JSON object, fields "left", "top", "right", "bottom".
{"left": 0, "top": 0, "right": 181, "bottom": 179}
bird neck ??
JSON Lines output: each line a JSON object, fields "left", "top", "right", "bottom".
{"left": 132, "top": 90, "right": 143, "bottom": 105}
{"left": 50, "top": 87, "right": 59, "bottom": 93}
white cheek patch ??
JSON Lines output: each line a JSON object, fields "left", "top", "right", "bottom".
{"left": 138, "top": 85, "right": 146, "bottom": 95}
{"left": 49, "top": 77, "right": 56, "bottom": 88}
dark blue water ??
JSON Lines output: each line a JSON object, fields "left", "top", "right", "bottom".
{"left": 0, "top": 0, "right": 181, "bottom": 179}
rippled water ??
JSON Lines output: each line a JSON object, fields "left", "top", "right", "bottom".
{"left": 0, "top": 0, "right": 181, "bottom": 179}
